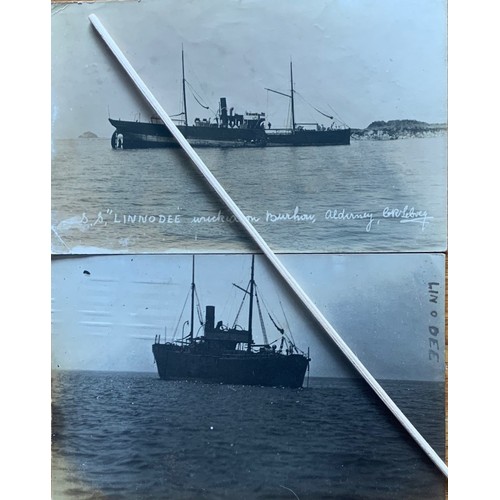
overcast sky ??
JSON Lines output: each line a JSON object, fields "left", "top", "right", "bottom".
{"left": 52, "top": 0, "right": 447, "bottom": 139}
{"left": 52, "top": 253, "right": 445, "bottom": 381}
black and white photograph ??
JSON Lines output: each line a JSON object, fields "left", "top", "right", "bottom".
{"left": 52, "top": 252, "right": 446, "bottom": 499}
{"left": 51, "top": 0, "right": 447, "bottom": 254}
{"left": 50, "top": 0, "right": 448, "bottom": 497}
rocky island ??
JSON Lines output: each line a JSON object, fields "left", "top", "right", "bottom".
{"left": 351, "top": 120, "right": 447, "bottom": 140}
{"left": 79, "top": 131, "right": 98, "bottom": 139}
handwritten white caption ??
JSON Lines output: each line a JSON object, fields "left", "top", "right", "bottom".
{"left": 81, "top": 205, "right": 432, "bottom": 232}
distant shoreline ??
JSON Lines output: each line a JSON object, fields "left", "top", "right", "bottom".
{"left": 352, "top": 120, "right": 447, "bottom": 141}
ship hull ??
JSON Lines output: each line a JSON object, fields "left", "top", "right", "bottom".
{"left": 152, "top": 343, "right": 309, "bottom": 388}
{"left": 265, "top": 128, "right": 351, "bottom": 146}
{"left": 109, "top": 119, "right": 350, "bottom": 149}
{"left": 110, "top": 119, "right": 267, "bottom": 149}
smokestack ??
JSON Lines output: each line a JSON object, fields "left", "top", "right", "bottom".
{"left": 220, "top": 98, "right": 228, "bottom": 127}
{"left": 205, "top": 305, "right": 215, "bottom": 333}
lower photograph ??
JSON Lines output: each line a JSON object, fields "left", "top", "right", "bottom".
{"left": 51, "top": 253, "right": 446, "bottom": 499}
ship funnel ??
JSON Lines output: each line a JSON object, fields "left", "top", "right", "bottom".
{"left": 220, "top": 98, "right": 228, "bottom": 127}
{"left": 205, "top": 305, "right": 215, "bottom": 333}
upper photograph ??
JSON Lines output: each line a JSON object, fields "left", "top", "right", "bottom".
{"left": 51, "top": 0, "right": 447, "bottom": 254}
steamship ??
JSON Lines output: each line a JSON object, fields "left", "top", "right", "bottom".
{"left": 152, "top": 256, "right": 310, "bottom": 388}
{"left": 109, "top": 50, "right": 350, "bottom": 149}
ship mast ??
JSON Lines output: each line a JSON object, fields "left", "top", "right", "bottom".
{"left": 264, "top": 60, "right": 296, "bottom": 133}
{"left": 247, "top": 255, "right": 255, "bottom": 352}
{"left": 189, "top": 255, "right": 195, "bottom": 342}
{"left": 182, "top": 46, "right": 188, "bottom": 127}
{"left": 290, "top": 60, "right": 296, "bottom": 132}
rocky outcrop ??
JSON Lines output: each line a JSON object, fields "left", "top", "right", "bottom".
{"left": 79, "top": 131, "right": 98, "bottom": 138}
{"left": 351, "top": 120, "right": 447, "bottom": 140}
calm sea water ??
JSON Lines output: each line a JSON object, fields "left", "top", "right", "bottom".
{"left": 52, "top": 371, "right": 446, "bottom": 499}
{"left": 51, "top": 138, "right": 447, "bottom": 254}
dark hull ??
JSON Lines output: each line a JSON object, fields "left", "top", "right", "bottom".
{"left": 110, "top": 119, "right": 267, "bottom": 149}
{"left": 109, "top": 118, "right": 350, "bottom": 149}
{"left": 265, "top": 128, "right": 351, "bottom": 146}
{"left": 152, "top": 343, "right": 309, "bottom": 388}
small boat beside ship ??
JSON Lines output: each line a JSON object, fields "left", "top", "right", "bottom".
{"left": 110, "top": 50, "right": 350, "bottom": 149}
{"left": 152, "top": 255, "right": 310, "bottom": 388}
